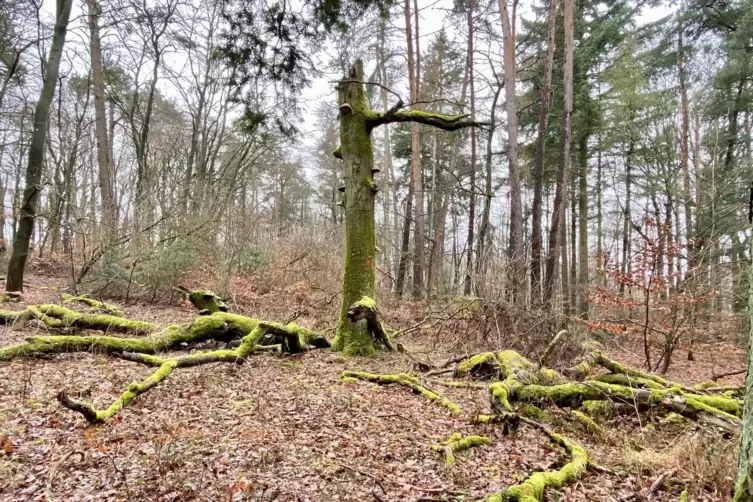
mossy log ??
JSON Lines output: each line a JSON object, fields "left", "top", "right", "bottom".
{"left": 432, "top": 432, "right": 490, "bottom": 466}
{"left": 0, "top": 304, "right": 157, "bottom": 334}
{"left": 177, "top": 287, "right": 229, "bottom": 314}
{"left": 61, "top": 293, "right": 125, "bottom": 317}
{"left": 341, "top": 371, "right": 461, "bottom": 415}
{"left": 0, "top": 313, "right": 328, "bottom": 361}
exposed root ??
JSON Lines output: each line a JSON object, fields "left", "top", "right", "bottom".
{"left": 341, "top": 371, "right": 461, "bottom": 415}
{"left": 432, "top": 433, "right": 490, "bottom": 465}
{"left": 485, "top": 417, "right": 589, "bottom": 502}
{"left": 346, "top": 296, "right": 394, "bottom": 351}
{"left": 56, "top": 321, "right": 321, "bottom": 423}
{"left": 446, "top": 349, "right": 742, "bottom": 434}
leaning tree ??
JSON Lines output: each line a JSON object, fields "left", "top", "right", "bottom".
{"left": 331, "top": 60, "right": 486, "bottom": 356}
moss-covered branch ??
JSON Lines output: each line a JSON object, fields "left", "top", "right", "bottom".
{"left": 485, "top": 417, "right": 589, "bottom": 502}
{"left": 61, "top": 293, "right": 125, "bottom": 317}
{"left": 0, "top": 313, "right": 328, "bottom": 361}
{"left": 341, "top": 371, "right": 461, "bottom": 415}
{"left": 432, "top": 432, "right": 490, "bottom": 465}
{"left": 367, "top": 109, "right": 491, "bottom": 131}
{"left": 57, "top": 321, "right": 325, "bottom": 423}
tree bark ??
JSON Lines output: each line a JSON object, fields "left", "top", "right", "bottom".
{"left": 6, "top": 0, "right": 73, "bottom": 292}
{"left": 542, "top": 0, "right": 573, "bottom": 308}
{"left": 530, "top": 0, "right": 558, "bottom": 305}
{"left": 463, "top": 0, "right": 477, "bottom": 296}
{"left": 332, "top": 62, "right": 378, "bottom": 356}
{"left": 498, "top": 0, "right": 524, "bottom": 303}
{"left": 734, "top": 224, "right": 753, "bottom": 501}
{"left": 577, "top": 133, "right": 589, "bottom": 318}
{"left": 87, "top": 0, "right": 117, "bottom": 240}
{"left": 405, "top": 0, "right": 424, "bottom": 299}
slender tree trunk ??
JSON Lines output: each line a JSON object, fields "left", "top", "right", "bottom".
{"left": 498, "top": 0, "right": 524, "bottom": 302}
{"left": 596, "top": 135, "right": 604, "bottom": 284}
{"left": 405, "top": 0, "right": 424, "bottom": 299}
{"left": 87, "top": 0, "right": 116, "bottom": 240}
{"left": 395, "top": 185, "right": 414, "bottom": 297}
{"left": 678, "top": 10, "right": 693, "bottom": 266}
{"left": 561, "top": 199, "right": 570, "bottom": 314}
{"left": 378, "top": 12, "right": 395, "bottom": 291}
{"left": 620, "top": 131, "right": 634, "bottom": 296}
{"left": 577, "top": 133, "right": 589, "bottom": 318}
{"left": 476, "top": 83, "right": 503, "bottom": 284}
{"left": 542, "top": 0, "right": 573, "bottom": 308}
{"left": 530, "top": 0, "right": 558, "bottom": 305}
{"left": 6, "top": 0, "right": 73, "bottom": 292}
{"left": 463, "top": 0, "right": 477, "bottom": 296}
{"left": 569, "top": 181, "right": 577, "bottom": 312}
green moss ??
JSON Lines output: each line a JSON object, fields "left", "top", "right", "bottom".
{"left": 593, "top": 373, "right": 666, "bottom": 390}
{"left": 61, "top": 293, "right": 125, "bottom": 317}
{"left": 679, "top": 489, "right": 689, "bottom": 502}
{"left": 433, "top": 433, "right": 491, "bottom": 466}
{"left": 185, "top": 290, "right": 228, "bottom": 314}
{"left": 455, "top": 352, "right": 499, "bottom": 378}
{"left": 486, "top": 432, "right": 589, "bottom": 502}
{"left": 341, "top": 370, "right": 461, "bottom": 415}
{"left": 94, "top": 361, "right": 177, "bottom": 421}
{"left": 520, "top": 405, "right": 551, "bottom": 422}
{"left": 580, "top": 400, "right": 613, "bottom": 418}
{"left": 571, "top": 410, "right": 603, "bottom": 436}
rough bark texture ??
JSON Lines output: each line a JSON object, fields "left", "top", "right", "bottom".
{"left": 332, "top": 61, "right": 379, "bottom": 356}
{"left": 498, "top": 0, "right": 525, "bottom": 303}
{"left": 87, "top": 0, "right": 117, "bottom": 238}
{"left": 6, "top": 0, "right": 73, "bottom": 292}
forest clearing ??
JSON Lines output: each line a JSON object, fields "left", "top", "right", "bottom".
{"left": 1, "top": 0, "right": 752, "bottom": 499}
{"left": 0, "top": 268, "right": 746, "bottom": 501}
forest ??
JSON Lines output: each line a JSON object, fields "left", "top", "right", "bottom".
{"left": 0, "top": 0, "right": 752, "bottom": 499}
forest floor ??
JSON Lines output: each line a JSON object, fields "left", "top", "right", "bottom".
{"left": 0, "top": 274, "right": 745, "bottom": 502}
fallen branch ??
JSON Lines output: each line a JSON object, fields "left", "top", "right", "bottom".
{"left": 342, "top": 371, "right": 461, "bottom": 415}
{"left": 432, "top": 433, "right": 490, "bottom": 465}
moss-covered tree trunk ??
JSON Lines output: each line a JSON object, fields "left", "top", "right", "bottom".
{"left": 735, "top": 219, "right": 753, "bottom": 501}
{"left": 332, "top": 61, "right": 378, "bottom": 356}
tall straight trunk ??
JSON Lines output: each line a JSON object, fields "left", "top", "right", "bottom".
{"left": 597, "top": 135, "right": 604, "bottom": 284}
{"left": 378, "top": 12, "right": 395, "bottom": 291}
{"left": 87, "top": 0, "right": 116, "bottom": 238}
{"left": 395, "top": 182, "right": 414, "bottom": 297}
{"left": 498, "top": 0, "right": 524, "bottom": 302}
{"left": 542, "top": 0, "right": 573, "bottom": 308}
{"left": 569, "top": 181, "right": 577, "bottom": 312}
{"left": 404, "top": 0, "right": 424, "bottom": 299}
{"left": 677, "top": 10, "right": 693, "bottom": 261}
{"left": 561, "top": 199, "right": 570, "bottom": 314}
{"left": 6, "top": 0, "right": 73, "bottom": 292}
{"left": 620, "top": 133, "right": 634, "bottom": 296}
{"left": 577, "top": 133, "right": 589, "bottom": 317}
{"left": 476, "top": 83, "right": 503, "bottom": 281}
{"left": 463, "top": 0, "right": 477, "bottom": 296}
{"left": 530, "top": 0, "right": 558, "bottom": 305}
{"left": 428, "top": 60, "right": 470, "bottom": 297}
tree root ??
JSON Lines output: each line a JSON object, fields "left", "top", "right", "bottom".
{"left": 485, "top": 416, "right": 589, "bottom": 502}
{"left": 341, "top": 371, "right": 461, "bottom": 415}
{"left": 432, "top": 433, "right": 490, "bottom": 465}
{"left": 447, "top": 349, "right": 742, "bottom": 434}
{"left": 56, "top": 320, "right": 325, "bottom": 423}
{"left": 345, "top": 296, "right": 394, "bottom": 351}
